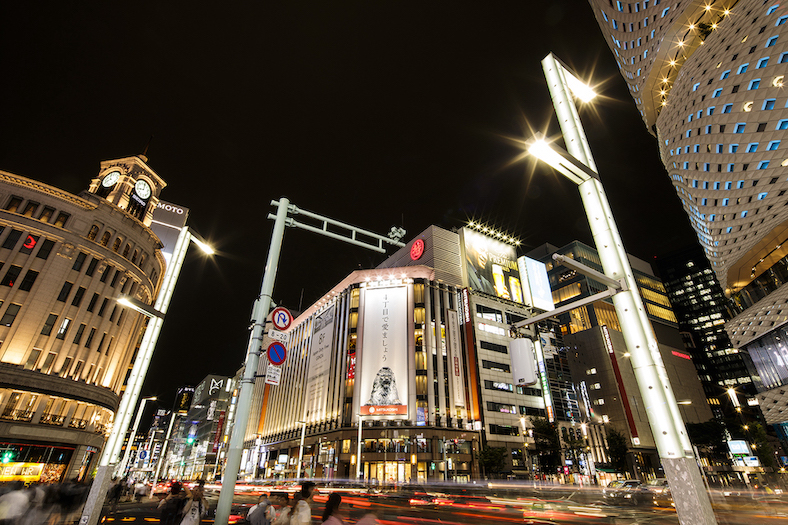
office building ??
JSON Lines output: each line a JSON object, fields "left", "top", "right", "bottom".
{"left": 245, "top": 225, "right": 576, "bottom": 482}
{"left": 0, "top": 155, "right": 167, "bottom": 482}
{"left": 587, "top": 0, "right": 788, "bottom": 422}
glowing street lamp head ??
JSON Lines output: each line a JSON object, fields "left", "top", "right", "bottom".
{"left": 191, "top": 237, "right": 214, "bottom": 255}
{"left": 565, "top": 74, "right": 597, "bottom": 102}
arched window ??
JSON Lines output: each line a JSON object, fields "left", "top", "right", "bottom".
{"left": 111, "top": 238, "right": 121, "bottom": 253}
{"left": 100, "top": 232, "right": 111, "bottom": 247}
{"left": 87, "top": 225, "right": 99, "bottom": 241}
{"left": 122, "top": 243, "right": 131, "bottom": 258}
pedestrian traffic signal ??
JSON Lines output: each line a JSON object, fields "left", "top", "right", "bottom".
{"left": 1, "top": 450, "right": 15, "bottom": 464}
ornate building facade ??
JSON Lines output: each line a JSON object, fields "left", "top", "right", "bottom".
{"left": 0, "top": 155, "right": 165, "bottom": 482}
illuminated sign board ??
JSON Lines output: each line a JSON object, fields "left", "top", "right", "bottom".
{"left": 0, "top": 462, "right": 44, "bottom": 483}
{"left": 517, "top": 256, "right": 555, "bottom": 311}
{"left": 727, "top": 440, "right": 750, "bottom": 455}
{"left": 150, "top": 200, "right": 190, "bottom": 268}
{"left": 460, "top": 228, "right": 523, "bottom": 303}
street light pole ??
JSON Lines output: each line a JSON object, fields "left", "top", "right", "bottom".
{"left": 526, "top": 52, "right": 717, "bottom": 525}
{"left": 80, "top": 225, "right": 213, "bottom": 525}
{"left": 151, "top": 411, "right": 177, "bottom": 495}
{"left": 296, "top": 420, "right": 307, "bottom": 480}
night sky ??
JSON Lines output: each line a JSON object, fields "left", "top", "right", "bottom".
{"left": 0, "top": 2, "right": 698, "bottom": 409}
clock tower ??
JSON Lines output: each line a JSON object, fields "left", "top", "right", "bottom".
{"left": 87, "top": 154, "right": 167, "bottom": 227}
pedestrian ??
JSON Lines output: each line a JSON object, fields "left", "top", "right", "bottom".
{"left": 355, "top": 512, "right": 378, "bottom": 525}
{"left": 290, "top": 482, "right": 316, "bottom": 525}
{"left": 157, "top": 482, "right": 187, "bottom": 525}
{"left": 134, "top": 480, "right": 148, "bottom": 502}
{"left": 0, "top": 481, "right": 29, "bottom": 524}
{"left": 271, "top": 492, "right": 291, "bottom": 525}
{"left": 107, "top": 477, "right": 123, "bottom": 514}
{"left": 247, "top": 493, "right": 275, "bottom": 525}
{"left": 179, "top": 486, "right": 207, "bottom": 525}
{"left": 321, "top": 493, "right": 344, "bottom": 525}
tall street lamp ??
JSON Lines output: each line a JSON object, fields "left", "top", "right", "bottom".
{"left": 523, "top": 53, "right": 717, "bottom": 525}
{"left": 116, "top": 396, "right": 157, "bottom": 477}
{"left": 80, "top": 226, "right": 213, "bottom": 525}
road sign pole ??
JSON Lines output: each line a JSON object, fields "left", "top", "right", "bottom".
{"left": 214, "top": 198, "right": 289, "bottom": 525}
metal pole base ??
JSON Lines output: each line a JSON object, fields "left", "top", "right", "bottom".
{"left": 662, "top": 456, "right": 717, "bottom": 525}
{"left": 78, "top": 464, "right": 115, "bottom": 525}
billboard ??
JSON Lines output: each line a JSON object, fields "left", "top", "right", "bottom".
{"left": 174, "top": 387, "right": 194, "bottom": 415}
{"left": 305, "top": 306, "right": 336, "bottom": 422}
{"left": 447, "top": 310, "right": 466, "bottom": 408}
{"left": 517, "top": 256, "right": 555, "bottom": 311}
{"left": 192, "top": 375, "right": 231, "bottom": 406}
{"left": 359, "top": 286, "right": 408, "bottom": 417}
{"left": 510, "top": 338, "right": 537, "bottom": 386}
{"left": 460, "top": 228, "right": 523, "bottom": 303}
{"left": 149, "top": 201, "right": 189, "bottom": 267}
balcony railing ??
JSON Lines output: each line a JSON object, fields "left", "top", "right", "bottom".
{"left": 0, "top": 409, "right": 34, "bottom": 422}
{"left": 68, "top": 418, "right": 88, "bottom": 430}
{"left": 39, "top": 413, "right": 66, "bottom": 426}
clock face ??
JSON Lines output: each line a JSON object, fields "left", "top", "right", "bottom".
{"left": 102, "top": 171, "right": 120, "bottom": 188}
{"left": 134, "top": 180, "right": 152, "bottom": 200}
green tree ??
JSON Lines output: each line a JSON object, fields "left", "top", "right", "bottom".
{"left": 748, "top": 423, "right": 777, "bottom": 470}
{"left": 530, "top": 417, "right": 561, "bottom": 473}
{"left": 478, "top": 446, "right": 507, "bottom": 478}
{"left": 605, "top": 428, "right": 629, "bottom": 474}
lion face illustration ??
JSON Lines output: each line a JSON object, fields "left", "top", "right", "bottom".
{"left": 364, "top": 366, "right": 401, "bottom": 406}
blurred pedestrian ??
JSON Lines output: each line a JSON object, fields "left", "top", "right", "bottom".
{"left": 291, "top": 482, "right": 316, "bottom": 525}
{"left": 134, "top": 480, "right": 148, "bottom": 502}
{"left": 107, "top": 477, "right": 123, "bottom": 514}
{"left": 271, "top": 492, "right": 291, "bottom": 525}
{"left": 179, "top": 485, "right": 207, "bottom": 525}
{"left": 0, "top": 481, "right": 28, "bottom": 524}
{"left": 321, "top": 493, "right": 344, "bottom": 525}
{"left": 356, "top": 513, "right": 378, "bottom": 525}
{"left": 158, "top": 482, "right": 187, "bottom": 525}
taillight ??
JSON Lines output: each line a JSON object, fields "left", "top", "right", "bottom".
{"left": 228, "top": 515, "right": 244, "bottom": 524}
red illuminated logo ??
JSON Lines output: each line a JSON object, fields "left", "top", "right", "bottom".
{"left": 23, "top": 236, "right": 36, "bottom": 250}
{"left": 672, "top": 350, "right": 692, "bottom": 360}
{"left": 410, "top": 239, "right": 424, "bottom": 261}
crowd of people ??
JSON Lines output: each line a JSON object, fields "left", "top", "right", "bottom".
{"left": 0, "top": 478, "right": 88, "bottom": 524}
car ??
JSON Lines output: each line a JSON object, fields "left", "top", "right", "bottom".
{"left": 602, "top": 480, "right": 643, "bottom": 505}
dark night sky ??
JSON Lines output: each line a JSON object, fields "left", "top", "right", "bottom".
{"left": 0, "top": 2, "right": 698, "bottom": 409}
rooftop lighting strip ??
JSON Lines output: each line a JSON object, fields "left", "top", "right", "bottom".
{"left": 466, "top": 221, "right": 520, "bottom": 246}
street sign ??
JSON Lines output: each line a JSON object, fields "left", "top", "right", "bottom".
{"left": 139, "top": 450, "right": 148, "bottom": 460}
{"left": 265, "top": 364, "right": 281, "bottom": 385}
{"left": 268, "top": 329, "right": 289, "bottom": 343}
{"left": 267, "top": 342, "right": 287, "bottom": 366}
{"left": 271, "top": 307, "right": 293, "bottom": 331}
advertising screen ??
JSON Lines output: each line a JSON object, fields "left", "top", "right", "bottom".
{"left": 461, "top": 228, "right": 523, "bottom": 303}
{"left": 517, "top": 256, "right": 555, "bottom": 311}
{"left": 447, "top": 310, "right": 465, "bottom": 408}
{"left": 149, "top": 200, "right": 189, "bottom": 268}
{"left": 305, "top": 306, "right": 336, "bottom": 422}
{"left": 359, "top": 286, "right": 408, "bottom": 417}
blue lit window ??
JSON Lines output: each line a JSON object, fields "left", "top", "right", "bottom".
{"left": 694, "top": 144, "right": 700, "bottom": 153}
{"left": 710, "top": 214, "right": 716, "bottom": 221}
{"left": 722, "top": 198, "right": 730, "bottom": 206}
{"left": 730, "top": 144, "right": 739, "bottom": 153}
{"left": 661, "top": 7, "right": 670, "bottom": 17}
{"left": 693, "top": 82, "right": 701, "bottom": 91}
{"left": 737, "top": 180, "right": 745, "bottom": 189}
{"left": 747, "top": 143, "right": 759, "bottom": 152}
{"left": 728, "top": 164, "right": 735, "bottom": 172}
{"left": 670, "top": 149, "right": 674, "bottom": 156}
{"left": 768, "top": 140, "right": 781, "bottom": 150}
{"left": 688, "top": 114, "right": 693, "bottom": 122}
{"left": 721, "top": 70, "right": 731, "bottom": 79}
{"left": 741, "top": 211, "right": 749, "bottom": 218}
{"left": 704, "top": 163, "right": 710, "bottom": 171}
{"left": 717, "top": 144, "right": 724, "bottom": 153}
{"left": 723, "top": 104, "right": 733, "bottom": 113}
{"left": 713, "top": 88, "right": 723, "bottom": 97}
{"left": 686, "top": 130, "right": 692, "bottom": 138}
{"left": 706, "top": 125, "right": 712, "bottom": 134}
{"left": 708, "top": 106, "right": 715, "bottom": 116}
{"left": 612, "top": 19, "right": 618, "bottom": 29}
{"left": 702, "top": 198, "right": 708, "bottom": 205}
{"left": 757, "top": 57, "right": 770, "bottom": 68}
{"left": 780, "top": 52, "right": 788, "bottom": 63}
{"left": 764, "top": 99, "right": 776, "bottom": 110}
{"left": 767, "top": 35, "right": 779, "bottom": 47}
{"left": 778, "top": 15, "right": 788, "bottom": 25}
{"left": 726, "top": 226, "right": 733, "bottom": 233}
{"left": 725, "top": 181, "right": 733, "bottom": 189}
{"left": 714, "top": 182, "right": 721, "bottom": 190}
{"left": 697, "top": 110, "right": 703, "bottom": 119}
{"left": 601, "top": 10, "right": 609, "bottom": 21}
{"left": 748, "top": 79, "right": 761, "bottom": 90}
{"left": 735, "top": 123, "right": 746, "bottom": 133}
{"left": 738, "top": 63, "right": 750, "bottom": 74}
{"left": 684, "top": 161, "right": 690, "bottom": 169}
{"left": 768, "top": 4, "right": 780, "bottom": 15}
{"left": 758, "top": 162, "right": 770, "bottom": 170}
{"left": 692, "top": 179, "right": 698, "bottom": 188}
{"left": 777, "top": 119, "right": 788, "bottom": 130}
{"left": 685, "top": 146, "right": 690, "bottom": 153}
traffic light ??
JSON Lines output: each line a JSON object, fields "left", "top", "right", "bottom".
{"left": 1, "top": 450, "right": 15, "bottom": 464}
{"left": 186, "top": 437, "right": 195, "bottom": 445}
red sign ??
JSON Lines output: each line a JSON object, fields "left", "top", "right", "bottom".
{"left": 267, "top": 342, "right": 287, "bottom": 366}
{"left": 672, "top": 350, "right": 692, "bottom": 360}
{"left": 410, "top": 239, "right": 425, "bottom": 261}
{"left": 212, "top": 411, "right": 225, "bottom": 453}
{"left": 271, "top": 307, "right": 292, "bottom": 330}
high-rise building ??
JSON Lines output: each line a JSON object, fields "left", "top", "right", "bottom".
{"left": 0, "top": 156, "right": 166, "bottom": 482}
{"left": 655, "top": 245, "right": 760, "bottom": 420}
{"left": 587, "top": 0, "right": 788, "bottom": 422}
{"left": 528, "top": 241, "right": 713, "bottom": 479}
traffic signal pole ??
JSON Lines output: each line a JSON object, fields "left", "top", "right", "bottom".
{"left": 214, "top": 199, "right": 404, "bottom": 525}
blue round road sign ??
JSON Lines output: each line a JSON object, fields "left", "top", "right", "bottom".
{"left": 267, "top": 342, "right": 287, "bottom": 366}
